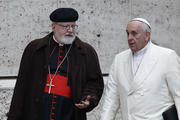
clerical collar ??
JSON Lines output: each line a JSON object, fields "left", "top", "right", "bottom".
{"left": 133, "top": 41, "right": 151, "bottom": 56}
{"left": 132, "top": 41, "right": 151, "bottom": 75}
{"left": 53, "top": 35, "right": 64, "bottom": 46}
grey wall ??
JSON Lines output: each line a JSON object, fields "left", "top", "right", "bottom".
{"left": 0, "top": 0, "right": 180, "bottom": 120}
{"left": 1, "top": 0, "right": 179, "bottom": 76}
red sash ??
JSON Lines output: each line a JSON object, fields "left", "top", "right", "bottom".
{"left": 44, "top": 74, "right": 72, "bottom": 98}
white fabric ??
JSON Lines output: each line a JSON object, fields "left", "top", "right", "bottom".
{"left": 131, "top": 18, "right": 151, "bottom": 29}
{"left": 101, "top": 42, "right": 180, "bottom": 120}
{"left": 133, "top": 41, "right": 150, "bottom": 75}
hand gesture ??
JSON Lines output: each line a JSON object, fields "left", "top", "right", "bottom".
{"left": 75, "top": 95, "right": 91, "bottom": 109}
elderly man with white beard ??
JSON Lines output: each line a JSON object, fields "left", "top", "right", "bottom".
{"left": 7, "top": 8, "right": 104, "bottom": 120}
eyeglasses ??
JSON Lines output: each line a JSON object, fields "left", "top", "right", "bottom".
{"left": 55, "top": 24, "right": 78, "bottom": 30}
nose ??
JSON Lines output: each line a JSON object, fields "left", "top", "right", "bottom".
{"left": 67, "top": 26, "right": 74, "bottom": 32}
{"left": 127, "top": 34, "right": 133, "bottom": 41}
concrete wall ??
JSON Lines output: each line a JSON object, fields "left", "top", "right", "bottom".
{"left": 0, "top": 0, "right": 180, "bottom": 120}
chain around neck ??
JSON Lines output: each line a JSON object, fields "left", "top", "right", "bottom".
{"left": 48, "top": 43, "right": 73, "bottom": 81}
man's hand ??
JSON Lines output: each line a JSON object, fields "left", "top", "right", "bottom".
{"left": 75, "top": 95, "right": 91, "bottom": 109}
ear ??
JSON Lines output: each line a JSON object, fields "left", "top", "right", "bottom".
{"left": 145, "top": 32, "right": 151, "bottom": 42}
{"left": 51, "top": 23, "right": 55, "bottom": 31}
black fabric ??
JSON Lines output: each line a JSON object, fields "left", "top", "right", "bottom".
{"left": 43, "top": 93, "right": 75, "bottom": 120}
{"left": 162, "top": 104, "right": 179, "bottom": 120}
{"left": 50, "top": 8, "right": 79, "bottom": 22}
{"left": 48, "top": 37, "right": 71, "bottom": 85}
{"left": 42, "top": 37, "right": 74, "bottom": 120}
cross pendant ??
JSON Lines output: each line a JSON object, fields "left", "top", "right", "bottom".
{"left": 46, "top": 79, "right": 55, "bottom": 94}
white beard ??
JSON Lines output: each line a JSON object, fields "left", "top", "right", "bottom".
{"left": 54, "top": 31, "right": 75, "bottom": 45}
{"left": 60, "top": 35, "right": 75, "bottom": 44}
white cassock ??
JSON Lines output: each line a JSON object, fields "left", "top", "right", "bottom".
{"left": 100, "top": 41, "right": 180, "bottom": 120}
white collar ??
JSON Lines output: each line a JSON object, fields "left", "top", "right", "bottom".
{"left": 53, "top": 35, "right": 64, "bottom": 46}
{"left": 132, "top": 41, "right": 151, "bottom": 75}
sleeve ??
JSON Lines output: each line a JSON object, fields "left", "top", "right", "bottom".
{"left": 100, "top": 57, "right": 120, "bottom": 120}
{"left": 81, "top": 45, "right": 104, "bottom": 112}
{"left": 166, "top": 51, "right": 180, "bottom": 119}
{"left": 7, "top": 43, "right": 33, "bottom": 120}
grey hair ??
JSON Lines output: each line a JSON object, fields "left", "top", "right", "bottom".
{"left": 141, "top": 22, "right": 151, "bottom": 33}
{"left": 141, "top": 22, "right": 151, "bottom": 41}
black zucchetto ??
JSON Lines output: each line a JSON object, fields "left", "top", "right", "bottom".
{"left": 50, "top": 8, "right": 79, "bottom": 22}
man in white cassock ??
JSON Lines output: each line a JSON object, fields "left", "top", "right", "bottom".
{"left": 100, "top": 18, "right": 180, "bottom": 120}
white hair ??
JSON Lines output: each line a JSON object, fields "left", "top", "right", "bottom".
{"left": 141, "top": 22, "right": 151, "bottom": 33}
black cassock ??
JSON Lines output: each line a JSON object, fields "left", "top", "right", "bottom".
{"left": 43, "top": 37, "right": 74, "bottom": 120}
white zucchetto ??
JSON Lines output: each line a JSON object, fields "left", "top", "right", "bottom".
{"left": 131, "top": 18, "right": 151, "bottom": 29}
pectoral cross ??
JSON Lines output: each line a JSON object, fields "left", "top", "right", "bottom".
{"left": 46, "top": 79, "right": 55, "bottom": 94}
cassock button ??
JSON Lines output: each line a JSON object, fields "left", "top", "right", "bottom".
{"left": 52, "top": 101, "right": 56, "bottom": 104}
{"left": 51, "top": 112, "right": 55, "bottom": 115}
